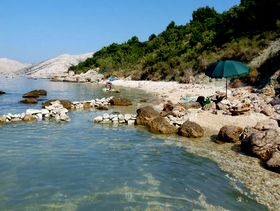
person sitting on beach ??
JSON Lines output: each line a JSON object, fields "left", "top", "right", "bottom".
{"left": 105, "top": 81, "right": 113, "bottom": 91}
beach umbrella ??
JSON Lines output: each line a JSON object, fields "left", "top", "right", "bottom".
{"left": 205, "top": 60, "right": 250, "bottom": 98}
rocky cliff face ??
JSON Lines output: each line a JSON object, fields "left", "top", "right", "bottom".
{"left": 24, "top": 53, "right": 93, "bottom": 78}
{"left": 249, "top": 38, "right": 280, "bottom": 87}
{"left": 0, "top": 58, "right": 30, "bottom": 75}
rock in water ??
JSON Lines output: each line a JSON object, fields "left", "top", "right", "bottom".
{"left": 19, "top": 98, "right": 38, "bottom": 104}
{"left": 22, "top": 114, "right": 37, "bottom": 122}
{"left": 178, "top": 120, "right": 204, "bottom": 138}
{"left": 135, "top": 106, "right": 160, "bottom": 127}
{"left": 42, "top": 99, "right": 73, "bottom": 110}
{"left": 148, "top": 116, "right": 178, "bottom": 134}
{"left": 0, "top": 116, "right": 6, "bottom": 123}
{"left": 109, "top": 97, "right": 132, "bottom": 106}
{"left": 23, "top": 89, "right": 47, "bottom": 98}
{"left": 0, "top": 91, "right": 6, "bottom": 95}
{"left": 217, "top": 125, "right": 243, "bottom": 143}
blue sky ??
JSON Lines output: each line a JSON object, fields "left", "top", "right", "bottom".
{"left": 0, "top": 0, "right": 240, "bottom": 63}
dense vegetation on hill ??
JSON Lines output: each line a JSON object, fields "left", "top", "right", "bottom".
{"left": 69, "top": 0, "right": 280, "bottom": 82}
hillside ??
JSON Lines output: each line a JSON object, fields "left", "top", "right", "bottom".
{"left": 25, "top": 53, "right": 93, "bottom": 78}
{"left": 0, "top": 58, "right": 30, "bottom": 75}
{"left": 69, "top": 0, "right": 280, "bottom": 83}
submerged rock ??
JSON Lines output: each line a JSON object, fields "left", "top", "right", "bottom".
{"left": 23, "top": 89, "right": 47, "bottom": 98}
{"left": 109, "top": 97, "right": 132, "bottom": 106}
{"left": 19, "top": 98, "right": 38, "bottom": 104}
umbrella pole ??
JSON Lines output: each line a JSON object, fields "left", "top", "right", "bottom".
{"left": 226, "top": 77, "right": 228, "bottom": 98}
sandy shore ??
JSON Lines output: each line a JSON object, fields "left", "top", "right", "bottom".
{"left": 112, "top": 80, "right": 270, "bottom": 132}
{"left": 112, "top": 79, "right": 280, "bottom": 210}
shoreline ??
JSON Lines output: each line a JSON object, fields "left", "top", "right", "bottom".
{"left": 111, "top": 79, "right": 280, "bottom": 210}
{"left": 1, "top": 76, "right": 279, "bottom": 209}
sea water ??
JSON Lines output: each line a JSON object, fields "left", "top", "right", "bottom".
{"left": 0, "top": 77, "right": 267, "bottom": 210}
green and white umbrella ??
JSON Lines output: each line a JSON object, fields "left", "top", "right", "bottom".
{"left": 205, "top": 60, "right": 250, "bottom": 98}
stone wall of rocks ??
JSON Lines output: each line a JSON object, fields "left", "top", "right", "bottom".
{"left": 93, "top": 113, "right": 136, "bottom": 125}
{"left": 0, "top": 100, "right": 70, "bottom": 124}
{"left": 72, "top": 97, "right": 113, "bottom": 110}
{"left": 0, "top": 96, "right": 125, "bottom": 125}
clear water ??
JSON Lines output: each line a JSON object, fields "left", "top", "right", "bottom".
{"left": 0, "top": 77, "right": 267, "bottom": 210}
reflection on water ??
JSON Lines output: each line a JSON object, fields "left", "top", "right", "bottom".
{"left": 0, "top": 77, "right": 267, "bottom": 210}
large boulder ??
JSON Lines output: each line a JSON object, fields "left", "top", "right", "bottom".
{"left": 42, "top": 99, "right": 73, "bottom": 110}
{"left": 266, "top": 151, "right": 280, "bottom": 173}
{"left": 160, "top": 101, "right": 174, "bottom": 116}
{"left": 109, "top": 97, "right": 132, "bottom": 106}
{"left": 241, "top": 125, "right": 280, "bottom": 161}
{"left": 217, "top": 125, "right": 243, "bottom": 143}
{"left": 22, "top": 114, "right": 37, "bottom": 122}
{"left": 135, "top": 106, "right": 161, "bottom": 127}
{"left": 178, "top": 120, "right": 204, "bottom": 138}
{"left": 23, "top": 89, "right": 47, "bottom": 98}
{"left": 148, "top": 116, "right": 178, "bottom": 134}
{"left": 19, "top": 98, "right": 38, "bottom": 104}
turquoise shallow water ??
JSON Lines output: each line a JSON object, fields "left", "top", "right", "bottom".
{"left": 0, "top": 77, "right": 267, "bottom": 210}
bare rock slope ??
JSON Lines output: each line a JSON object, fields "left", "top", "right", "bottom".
{"left": 0, "top": 58, "right": 30, "bottom": 75}
{"left": 25, "top": 53, "right": 93, "bottom": 78}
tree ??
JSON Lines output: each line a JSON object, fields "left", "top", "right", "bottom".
{"left": 191, "top": 6, "right": 218, "bottom": 24}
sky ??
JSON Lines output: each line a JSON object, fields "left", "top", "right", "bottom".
{"left": 0, "top": 0, "right": 240, "bottom": 63}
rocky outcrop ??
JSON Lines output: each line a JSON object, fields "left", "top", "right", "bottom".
{"left": 0, "top": 58, "right": 30, "bottom": 75}
{"left": 241, "top": 120, "right": 280, "bottom": 172}
{"left": 23, "top": 90, "right": 47, "bottom": 98}
{"left": 241, "top": 127, "right": 280, "bottom": 161}
{"left": 210, "top": 88, "right": 277, "bottom": 116}
{"left": 217, "top": 125, "right": 243, "bottom": 143}
{"left": 24, "top": 53, "right": 93, "bottom": 79}
{"left": 109, "top": 97, "right": 132, "bottom": 106}
{"left": 250, "top": 39, "right": 280, "bottom": 69}
{"left": 178, "top": 120, "right": 204, "bottom": 138}
{"left": 51, "top": 69, "right": 104, "bottom": 83}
